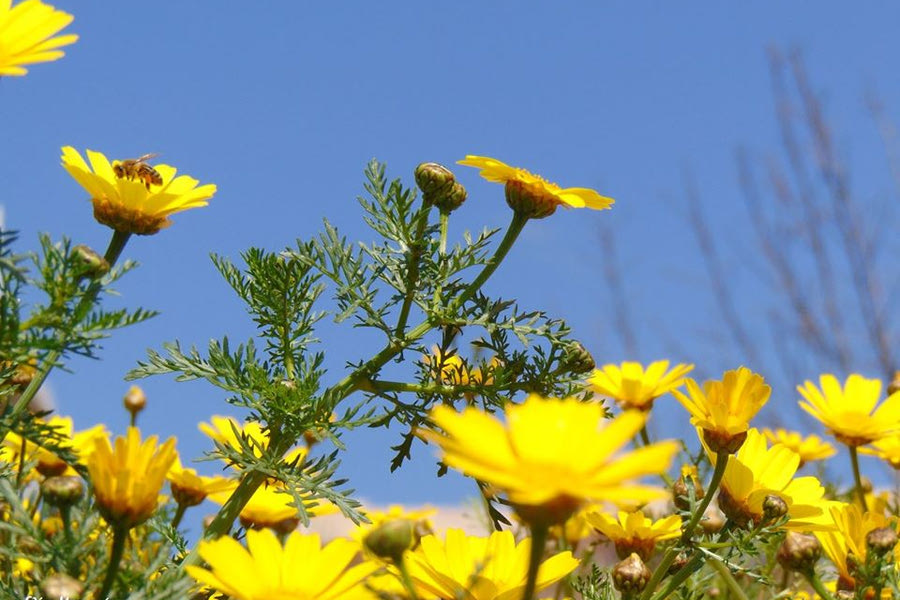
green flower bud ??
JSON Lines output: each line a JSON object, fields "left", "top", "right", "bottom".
{"left": 562, "top": 341, "right": 595, "bottom": 374}
{"left": 866, "top": 526, "right": 898, "bottom": 557}
{"left": 415, "top": 163, "right": 456, "bottom": 206}
{"left": 41, "top": 475, "right": 84, "bottom": 509}
{"left": 364, "top": 519, "right": 415, "bottom": 563}
{"left": 762, "top": 494, "right": 788, "bottom": 523}
{"left": 612, "top": 553, "right": 651, "bottom": 594}
{"left": 73, "top": 244, "right": 110, "bottom": 279}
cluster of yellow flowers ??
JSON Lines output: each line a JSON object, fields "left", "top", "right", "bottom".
{"left": 4, "top": 2, "right": 900, "bottom": 599}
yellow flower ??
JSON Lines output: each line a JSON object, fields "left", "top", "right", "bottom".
{"left": 187, "top": 529, "right": 376, "bottom": 600}
{"left": 60, "top": 146, "right": 216, "bottom": 235}
{"left": 3, "top": 415, "right": 108, "bottom": 477}
{"left": 85, "top": 427, "right": 177, "bottom": 529}
{"left": 716, "top": 429, "right": 829, "bottom": 531}
{"left": 798, "top": 374, "right": 900, "bottom": 447}
{"left": 199, "top": 415, "right": 308, "bottom": 469}
{"left": 424, "top": 346, "right": 497, "bottom": 388}
{"left": 859, "top": 435, "right": 900, "bottom": 470}
{"left": 0, "top": 0, "right": 77, "bottom": 76}
{"left": 458, "top": 155, "right": 614, "bottom": 219}
{"left": 167, "top": 457, "right": 234, "bottom": 507}
{"left": 589, "top": 360, "right": 693, "bottom": 411}
{"left": 419, "top": 395, "right": 678, "bottom": 524}
{"left": 673, "top": 367, "right": 771, "bottom": 453}
{"left": 762, "top": 429, "right": 837, "bottom": 466}
{"left": 815, "top": 503, "right": 898, "bottom": 590}
{"left": 585, "top": 509, "right": 682, "bottom": 560}
{"left": 208, "top": 482, "right": 337, "bottom": 532}
{"left": 549, "top": 503, "right": 605, "bottom": 547}
{"left": 406, "top": 529, "right": 579, "bottom": 600}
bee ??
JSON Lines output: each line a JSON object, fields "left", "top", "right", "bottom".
{"left": 112, "top": 153, "right": 163, "bottom": 190}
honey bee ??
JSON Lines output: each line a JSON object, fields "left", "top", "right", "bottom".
{"left": 112, "top": 153, "right": 163, "bottom": 190}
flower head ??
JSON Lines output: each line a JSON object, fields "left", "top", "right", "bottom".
{"left": 406, "top": 529, "right": 579, "bottom": 600}
{"left": 187, "top": 529, "right": 376, "bottom": 600}
{"left": 589, "top": 360, "right": 693, "bottom": 411}
{"left": 716, "top": 429, "right": 829, "bottom": 531}
{"left": 4, "top": 415, "right": 108, "bottom": 477}
{"left": 585, "top": 509, "right": 682, "bottom": 560}
{"left": 199, "top": 415, "right": 307, "bottom": 470}
{"left": 61, "top": 147, "right": 216, "bottom": 235}
{"left": 0, "top": 0, "right": 77, "bottom": 76}
{"left": 815, "top": 503, "right": 898, "bottom": 589}
{"left": 85, "top": 427, "right": 177, "bottom": 529}
{"left": 208, "top": 482, "right": 337, "bottom": 532}
{"left": 419, "top": 395, "right": 678, "bottom": 524}
{"left": 673, "top": 367, "right": 771, "bottom": 453}
{"left": 167, "top": 457, "right": 234, "bottom": 507}
{"left": 458, "top": 155, "right": 613, "bottom": 219}
{"left": 798, "top": 374, "right": 900, "bottom": 447}
{"left": 762, "top": 429, "right": 837, "bottom": 466}
{"left": 859, "top": 435, "right": 900, "bottom": 470}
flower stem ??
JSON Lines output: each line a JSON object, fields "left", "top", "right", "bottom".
{"left": 98, "top": 524, "right": 129, "bottom": 600}
{"left": 640, "top": 451, "right": 729, "bottom": 600}
{"left": 171, "top": 504, "right": 188, "bottom": 530}
{"left": 801, "top": 570, "right": 837, "bottom": 600}
{"left": 396, "top": 555, "right": 420, "bottom": 600}
{"left": 848, "top": 445, "right": 868, "bottom": 511}
{"left": 522, "top": 523, "right": 549, "bottom": 600}
{"left": 681, "top": 450, "right": 728, "bottom": 543}
{"left": 394, "top": 204, "right": 432, "bottom": 337}
{"left": 1, "top": 230, "right": 131, "bottom": 442}
{"left": 451, "top": 211, "right": 528, "bottom": 312}
{"left": 709, "top": 557, "right": 749, "bottom": 600}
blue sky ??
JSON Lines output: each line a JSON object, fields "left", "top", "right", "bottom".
{"left": 3, "top": 3, "right": 900, "bottom": 530}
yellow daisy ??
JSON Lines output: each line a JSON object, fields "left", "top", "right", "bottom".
{"left": 0, "top": 0, "right": 77, "bottom": 76}
{"left": 859, "top": 435, "right": 900, "bottom": 470}
{"left": 716, "top": 429, "right": 829, "bottom": 531}
{"left": 85, "top": 427, "right": 177, "bottom": 529}
{"left": 761, "top": 428, "right": 837, "bottom": 466}
{"left": 167, "top": 457, "right": 234, "bottom": 507}
{"left": 187, "top": 529, "right": 376, "bottom": 600}
{"left": 458, "top": 155, "right": 614, "bottom": 219}
{"left": 798, "top": 374, "right": 900, "bottom": 447}
{"left": 4, "top": 415, "right": 108, "bottom": 477}
{"left": 199, "top": 415, "right": 308, "bottom": 469}
{"left": 815, "top": 502, "right": 898, "bottom": 591}
{"left": 208, "top": 481, "right": 337, "bottom": 532}
{"left": 585, "top": 509, "right": 682, "bottom": 560}
{"left": 406, "top": 529, "right": 579, "bottom": 600}
{"left": 419, "top": 395, "right": 678, "bottom": 524}
{"left": 588, "top": 360, "right": 694, "bottom": 411}
{"left": 673, "top": 367, "right": 771, "bottom": 453}
{"left": 60, "top": 146, "right": 216, "bottom": 235}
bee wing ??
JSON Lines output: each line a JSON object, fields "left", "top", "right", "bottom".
{"left": 135, "top": 153, "right": 160, "bottom": 162}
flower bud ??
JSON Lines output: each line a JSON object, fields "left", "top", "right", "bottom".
{"left": 672, "top": 476, "right": 704, "bottom": 512}
{"left": 41, "top": 476, "right": 84, "bottom": 509}
{"left": 776, "top": 531, "right": 821, "bottom": 573}
{"left": 41, "top": 573, "right": 84, "bottom": 599}
{"left": 123, "top": 385, "right": 146, "bottom": 417}
{"left": 888, "top": 371, "right": 900, "bottom": 396}
{"left": 73, "top": 244, "right": 110, "bottom": 279}
{"left": 505, "top": 179, "right": 558, "bottom": 219}
{"left": 415, "top": 163, "right": 457, "bottom": 207}
{"left": 171, "top": 481, "right": 207, "bottom": 508}
{"left": 865, "top": 526, "right": 898, "bottom": 557}
{"left": 700, "top": 510, "right": 725, "bottom": 535}
{"left": 562, "top": 341, "right": 595, "bottom": 374}
{"left": 612, "top": 553, "right": 651, "bottom": 594}
{"left": 762, "top": 494, "right": 788, "bottom": 523}
{"left": 364, "top": 519, "right": 415, "bottom": 563}
{"left": 435, "top": 181, "right": 468, "bottom": 213}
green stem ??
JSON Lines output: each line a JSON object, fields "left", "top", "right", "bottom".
{"left": 649, "top": 553, "right": 702, "bottom": 600}
{"left": 394, "top": 205, "right": 432, "bottom": 337}
{"left": 98, "top": 524, "right": 129, "bottom": 600}
{"left": 801, "top": 570, "right": 837, "bottom": 600}
{"left": 522, "top": 523, "right": 549, "bottom": 600}
{"left": 709, "top": 557, "right": 749, "bottom": 600}
{"left": 451, "top": 211, "right": 528, "bottom": 312}
{"left": 640, "top": 451, "right": 729, "bottom": 600}
{"left": 431, "top": 210, "right": 451, "bottom": 310}
{"left": 171, "top": 504, "right": 188, "bottom": 530}
{"left": 681, "top": 450, "right": 728, "bottom": 543}
{"left": 848, "top": 445, "right": 868, "bottom": 512}
{"left": 396, "top": 555, "right": 420, "bottom": 600}
{"left": 61, "top": 505, "right": 73, "bottom": 546}
{"left": 2, "top": 230, "right": 131, "bottom": 442}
